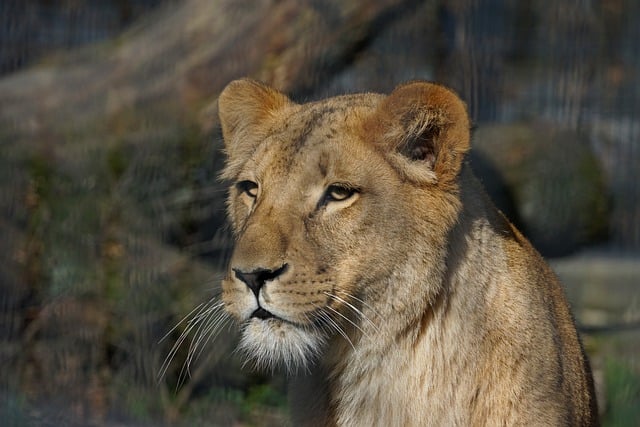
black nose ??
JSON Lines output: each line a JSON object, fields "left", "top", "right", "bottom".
{"left": 233, "top": 264, "right": 288, "bottom": 298}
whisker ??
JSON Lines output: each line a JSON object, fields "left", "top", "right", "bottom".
{"left": 186, "top": 302, "right": 224, "bottom": 358}
{"left": 333, "top": 289, "right": 384, "bottom": 322}
{"left": 315, "top": 304, "right": 357, "bottom": 352}
{"left": 186, "top": 307, "right": 230, "bottom": 371}
{"left": 177, "top": 301, "right": 225, "bottom": 387}
{"left": 325, "top": 291, "right": 380, "bottom": 334}
{"left": 305, "top": 309, "right": 333, "bottom": 337}
{"left": 157, "top": 299, "right": 225, "bottom": 385}
{"left": 325, "top": 305, "right": 368, "bottom": 350}
{"left": 158, "top": 302, "right": 207, "bottom": 344}
{"left": 305, "top": 305, "right": 332, "bottom": 336}
{"left": 158, "top": 302, "right": 213, "bottom": 381}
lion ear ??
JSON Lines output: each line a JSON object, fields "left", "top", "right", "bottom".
{"left": 366, "top": 81, "right": 470, "bottom": 186}
{"left": 218, "top": 78, "right": 292, "bottom": 163}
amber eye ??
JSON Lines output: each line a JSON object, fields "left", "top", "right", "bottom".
{"left": 325, "top": 184, "right": 357, "bottom": 202}
{"left": 237, "top": 180, "right": 258, "bottom": 198}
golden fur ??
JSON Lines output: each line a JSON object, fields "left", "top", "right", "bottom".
{"left": 217, "top": 78, "right": 598, "bottom": 426}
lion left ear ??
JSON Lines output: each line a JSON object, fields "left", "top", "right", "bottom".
{"left": 364, "top": 81, "right": 470, "bottom": 186}
{"left": 218, "top": 78, "right": 293, "bottom": 168}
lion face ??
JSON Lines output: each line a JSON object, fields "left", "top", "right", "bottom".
{"left": 218, "top": 79, "right": 469, "bottom": 370}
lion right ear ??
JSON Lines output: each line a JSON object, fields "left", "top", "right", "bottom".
{"left": 363, "top": 81, "right": 471, "bottom": 188}
{"left": 218, "top": 78, "right": 292, "bottom": 167}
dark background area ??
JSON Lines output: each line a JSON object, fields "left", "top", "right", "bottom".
{"left": 0, "top": 0, "right": 638, "bottom": 425}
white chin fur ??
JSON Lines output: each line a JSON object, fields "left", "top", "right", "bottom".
{"left": 238, "top": 318, "right": 325, "bottom": 373}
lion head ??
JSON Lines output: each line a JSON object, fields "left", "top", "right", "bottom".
{"left": 218, "top": 79, "right": 470, "bottom": 371}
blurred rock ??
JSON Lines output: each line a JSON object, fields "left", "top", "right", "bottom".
{"left": 552, "top": 251, "right": 640, "bottom": 324}
{"left": 471, "top": 122, "right": 610, "bottom": 256}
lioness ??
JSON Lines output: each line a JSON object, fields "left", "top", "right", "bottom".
{"left": 217, "top": 79, "right": 598, "bottom": 426}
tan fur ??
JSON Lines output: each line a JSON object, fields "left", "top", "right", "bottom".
{"left": 217, "top": 78, "right": 599, "bottom": 426}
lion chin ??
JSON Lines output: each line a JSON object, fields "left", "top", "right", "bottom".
{"left": 237, "top": 317, "right": 326, "bottom": 372}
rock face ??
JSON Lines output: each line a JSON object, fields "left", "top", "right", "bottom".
{"left": 471, "top": 123, "right": 610, "bottom": 256}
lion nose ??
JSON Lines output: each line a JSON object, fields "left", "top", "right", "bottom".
{"left": 233, "top": 264, "right": 288, "bottom": 298}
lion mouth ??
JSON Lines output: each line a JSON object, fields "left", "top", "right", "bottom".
{"left": 251, "top": 307, "right": 275, "bottom": 320}
{"left": 248, "top": 308, "right": 312, "bottom": 331}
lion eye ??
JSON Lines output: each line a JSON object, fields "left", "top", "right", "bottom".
{"left": 325, "top": 184, "right": 356, "bottom": 202}
{"left": 237, "top": 180, "right": 259, "bottom": 198}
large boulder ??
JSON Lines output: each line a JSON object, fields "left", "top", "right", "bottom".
{"left": 471, "top": 122, "right": 610, "bottom": 256}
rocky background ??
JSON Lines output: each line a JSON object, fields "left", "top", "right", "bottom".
{"left": 0, "top": 0, "right": 638, "bottom": 425}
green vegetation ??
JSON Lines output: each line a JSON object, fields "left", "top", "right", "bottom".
{"left": 603, "top": 359, "right": 640, "bottom": 426}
